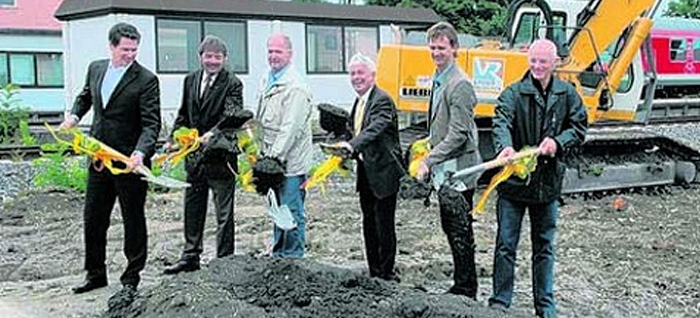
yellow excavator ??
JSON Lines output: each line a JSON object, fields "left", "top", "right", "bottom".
{"left": 376, "top": 0, "right": 700, "bottom": 193}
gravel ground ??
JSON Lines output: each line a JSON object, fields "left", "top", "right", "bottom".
{"left": 1, "top": 176, "right": 699, "bottom": 317}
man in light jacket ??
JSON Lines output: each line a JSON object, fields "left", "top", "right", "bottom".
{"left": 256, "top": 33, "right": 313, "bottom": 258}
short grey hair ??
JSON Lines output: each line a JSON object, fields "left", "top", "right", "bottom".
{"left": 198, "top": 35, "right": 228, "bottom": 56}
{"left": 348, "top": 53, "right": 376, "bottom": 73}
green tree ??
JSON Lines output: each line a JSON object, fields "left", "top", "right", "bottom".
{"left": 368, "top": 0, "right": 508, "bottom": 36}
{"left": 664, "top": 0, "right": 700, "bottom": 19}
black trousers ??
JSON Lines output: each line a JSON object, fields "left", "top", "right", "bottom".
{"left": 438, "top": 186, "right": 477, "bottom": 298}
{"left": 83, "top": 165, "right": 148, "bottom": 287}
{"left": 358, "top": 179, "right": 398, "bottom": 279}
{"left": 181, "top": 163, "right": 236, "bottom": 262}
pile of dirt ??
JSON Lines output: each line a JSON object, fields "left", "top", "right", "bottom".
{"left": 108, "top": 256, "right": 529, "bottom": 318}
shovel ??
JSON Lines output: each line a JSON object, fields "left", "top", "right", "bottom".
{"left": 449, "top": 148, "right": 540, "bottom": 180}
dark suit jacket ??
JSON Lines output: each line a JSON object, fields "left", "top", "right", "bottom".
{"left": 174, "top": 69, "right": 243, "bottom": 134}
{"left": 71, "top": 59, "right": 161, "bottom": 161}
{"left": 348, "top": 86, "right": 403, "bottom": 199}
{"left": 173, "top": 69, "right": 243, "bottom": 175}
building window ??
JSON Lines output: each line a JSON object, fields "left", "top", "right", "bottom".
{"left": 307, "top": 25, "right": 378, "bottom": 74}
{"left": 670, "top": 38, "right": 687, "bottom": 62}
{"left": 0, "top": 53, "right": 7, "bottom": 87}
{"left": 0, "top": 52, "right": 64, "bottom": 88}
{"left": 204, "top": 21, "right": 247, "bottom": 74}
{"left": 0, "top": 0, "right": 15, "bottom": 6}
{"left": 156, "top": 18, "right": 248, "bottom": 74}
{"left": 37, "top": 53, "right": 64, "bottom": 87}
{"left": 345, "top": 27, "right": 378, "bottom": 64}
{"left": 9, "top": 54, "right": 35, "bottom": 86}
{"left": 694, "top": 39, "right": 700, "bottom": 61}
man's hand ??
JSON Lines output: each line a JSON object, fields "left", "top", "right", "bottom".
{"left": 416, "top": 160, "right": 430, "bottom": 181}
{"left": 127, "top": 151, "right": 144, "bottom": 171}
{"left": 58, "top": 116, "right": 77, "bottom": 131}
{"left": 538, "top": 137, "right": 557, "bottom": 157}
{"left": 497, "top": 146, "right": 516, "bottom": 163}
{"left": 200, "top": 131, "right": 214, "bottom": 145}
{"left": 337, "top": 141, "right": 353, "bottom": 154}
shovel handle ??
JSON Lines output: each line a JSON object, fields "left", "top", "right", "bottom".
{"left": 451, "top": 148, "right": 540, "bottom": 179}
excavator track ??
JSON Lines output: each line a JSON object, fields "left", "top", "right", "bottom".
{"left": 561, "top": 125, "right": 700, "bottom": 195}
{"left": 399, "top": 118, "right": 700, "bottom": 198}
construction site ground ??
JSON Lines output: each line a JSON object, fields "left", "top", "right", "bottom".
{"left": 1, "top": 180, "right": 699, "bottom": 318}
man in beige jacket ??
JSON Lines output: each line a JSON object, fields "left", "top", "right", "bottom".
{"left": 256, "top": 33, "right": 313, "bottom": 258}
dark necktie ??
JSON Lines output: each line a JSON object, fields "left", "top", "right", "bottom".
{"left": 200, "top": 73, "right": 212, "bottom": 101}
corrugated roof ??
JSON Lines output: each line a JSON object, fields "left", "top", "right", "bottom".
{"left": 54, "top": 0, "right": 441, "bottom": 25}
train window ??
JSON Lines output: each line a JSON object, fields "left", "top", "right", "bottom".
{"left": 670, "top": 38, "right": 687, "bottom": 62}
{"left": 694, "top": 39, "right": 700, "bottom": 61}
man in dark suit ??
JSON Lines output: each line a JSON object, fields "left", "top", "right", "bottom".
{"left": 163, "top": 35, "right": 243, "bottom": 275}
{"left": 59, "top": 23, "right": 161, "bottom": 305}
{"left": 340, "top": 53, "right": 403, "bottom": 281}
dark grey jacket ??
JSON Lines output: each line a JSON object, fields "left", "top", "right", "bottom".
{"left": 174, "top": 69, "right": 243, "bottom": 177}
{"left": 492, "top": 72, "right": 588, "bottom": 203}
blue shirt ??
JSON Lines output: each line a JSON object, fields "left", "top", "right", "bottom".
{"left": 266, "top": 66, "right": 288, "bottom": 92}
{"left": 101, "top": 62, "right": 131, "bottom": 107}
{"left": 431, "top": 62, "right": 454, "bottom": 111}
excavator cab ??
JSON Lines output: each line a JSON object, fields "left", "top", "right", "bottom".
{"left": 376, "top": 0, "right": 661, "bottom": 126}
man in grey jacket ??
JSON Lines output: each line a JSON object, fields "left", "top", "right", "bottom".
{"left": 256, "top": 33, "right": 313, "bottom": 258}
{"left": 416, "top": 21, "right": 482, "bottom": 299}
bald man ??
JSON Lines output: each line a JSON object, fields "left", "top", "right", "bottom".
{"left": 488, "top": 39, "right": 587, "bottom": 318}
{"left": 255, "top": 33, "right": 313, "bottom": 258}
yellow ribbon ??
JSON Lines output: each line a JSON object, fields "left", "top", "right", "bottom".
{"left": 302, "top": 155, "right": 349, "bottom": 193}
{"left": 472, "top": 149, "right": 538, "bottom": 214}
{"left": 235, "top": 126, "right": 259, "bottom": 192}
{"left": 408, "top": 138, "right": 430, "bottom": 178}
{"left": 46, "top": 123, "right": 132, "bottom": 175}
{"left": 153, "top": 127, "right": 200, "bottom": 168}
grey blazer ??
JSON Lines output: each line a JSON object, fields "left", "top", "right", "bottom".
{"left": 426, "top": 65, "right": 482, "bottom": 190}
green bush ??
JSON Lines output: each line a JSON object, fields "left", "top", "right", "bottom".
{"left": 0, "top": 83, "right": 32, "bottom": 145}
{"left": 32, "top": 143, "right": 88, "bottom": 192}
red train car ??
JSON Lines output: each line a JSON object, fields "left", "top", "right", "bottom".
{"left": 647, "top": 17, "right": 700, "bottom": 98}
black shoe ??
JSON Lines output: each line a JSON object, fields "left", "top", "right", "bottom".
{"left": 72, "top": 278, "right": 107, "bottom": 294}
{"left": 163, "top": 260, "right": 200, "bottom": 275}
{"left": 488, "top": 302, "right": 508, "bottom": 312}
{"left": 108, "top": 284, "right": 137, "bottom": 310}
{"left": 446, "top": 285, "right": 477, "bottom": 300}
{"left": 379, "top": 273, "right": 401, "bottom": 283}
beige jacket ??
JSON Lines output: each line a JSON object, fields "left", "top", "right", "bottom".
{"left": 256, "top": 65, "right": 313, "bottom": 176}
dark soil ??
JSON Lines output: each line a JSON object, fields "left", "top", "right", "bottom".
{"left": 107, "top": 256, "right": 524, "bottom": 318}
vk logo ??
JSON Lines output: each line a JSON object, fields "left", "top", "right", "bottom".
{"left": 473, "top": 58, "right": 504, "bottom": 93}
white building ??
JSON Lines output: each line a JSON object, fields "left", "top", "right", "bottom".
{"left": 1, "top": 0, "right": 65, "bottom": 113}
{"left": 54, "top": 0, "right": 438, "bottom": 123}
